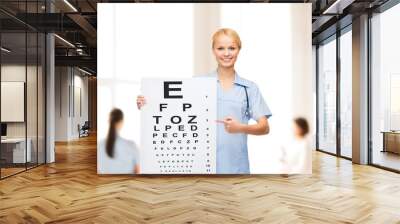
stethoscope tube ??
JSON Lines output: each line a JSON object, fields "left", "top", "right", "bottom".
{"left": 242, "top": 85, "right": 250, "bottom": 119}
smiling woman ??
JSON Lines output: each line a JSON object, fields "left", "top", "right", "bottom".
{"left": 212, "top": 29, "right": 242, "bottom": 78}
{"left": 207, "top": 28, "right": 272, "bottom": 174}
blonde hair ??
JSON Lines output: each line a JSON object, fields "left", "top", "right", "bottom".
{"left": 212, "top": 28, "right": 242, "bottom": 50}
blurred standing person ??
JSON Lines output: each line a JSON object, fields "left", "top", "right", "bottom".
{"left": 99, "top": 108, "right": 140, "bottom": 174}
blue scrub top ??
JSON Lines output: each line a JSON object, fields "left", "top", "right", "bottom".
{"left": 207, "top": 70, "right": 272, "bottom": 174}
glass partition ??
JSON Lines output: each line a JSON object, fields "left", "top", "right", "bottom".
{"left": 0, "top": 1, "right": 46, "bottom": 179}
{"left": 339, "top": 28, "right": 352, "bottom": 158}
{"left": 1, "top": 31, "right": 28, "bottom": 177}
{"left": 27, "top": 30, "right": 38, "bottom": 169}
{"left": 317, "top": 36, "right": 337, "bottom": 155}
{"left": 371, "top": 3, "right": 400, "bottom": 171}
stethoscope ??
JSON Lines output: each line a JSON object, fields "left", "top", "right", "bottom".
{"left": 240, "top": 84, "right": 251, "bottom": 119}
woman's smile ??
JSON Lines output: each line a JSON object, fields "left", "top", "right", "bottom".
{"left": 212, "top": 34, "right": 240, "bottom": 69}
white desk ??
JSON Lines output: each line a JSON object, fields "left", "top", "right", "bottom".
{"left": 1, "top": 138, "right": 31, "bottom": 163}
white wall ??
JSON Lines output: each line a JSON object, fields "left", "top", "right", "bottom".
{"left": 55, "top": 67, "right": 89, "bottom": 141}
{"left": 1, "top": 65, "right": 40, "bottom": 138}
{"left": 55, "top": 66, "right": 68, "bottom": 141}
{"left": 1, "top": 64, "right": 46, "bottom": 164}
{"left": 1, "top": 66, "right": 26, "bottom": 133}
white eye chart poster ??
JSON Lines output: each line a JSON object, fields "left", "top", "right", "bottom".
{"left": 140, "top": 77, "right": 217, "bottom": 174}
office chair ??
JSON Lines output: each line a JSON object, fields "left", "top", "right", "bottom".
{"left": 79, "top": 121, "right": 90, "bottom": 138}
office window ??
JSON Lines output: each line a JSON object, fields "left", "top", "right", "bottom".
{"left": 340, "top": 29, "right": 352, "bottom": 158}
{"left": 97, "top": 4, "right": 194, "bottom": 141}
{"left": 317, "top": 37, "right": 337, "bottom": 154}
{"left": 371, "top": 3, "right": 400, "bottom": 171}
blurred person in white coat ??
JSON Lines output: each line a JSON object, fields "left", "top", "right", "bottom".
{"left": 280, "top": 117, "right": 312, "bottom": 174}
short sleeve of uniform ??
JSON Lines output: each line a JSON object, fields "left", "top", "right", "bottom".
{"left": 249, "top": 83, "right": 272, "bottom": 121}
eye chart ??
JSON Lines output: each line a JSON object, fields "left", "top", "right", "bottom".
{"left": 140, "top": 77, "right": 217, "bottom": 174}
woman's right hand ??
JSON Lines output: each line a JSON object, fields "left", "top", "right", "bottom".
{"left": 136, "top": 95, "right": 146, "bottom": 110}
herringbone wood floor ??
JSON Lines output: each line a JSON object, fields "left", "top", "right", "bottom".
{"left": 1, "top": 135, "right": 400, "bottom": 224}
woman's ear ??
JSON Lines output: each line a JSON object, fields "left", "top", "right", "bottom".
{"left": 115, "top": 120, "right": 124, "bottom": 131}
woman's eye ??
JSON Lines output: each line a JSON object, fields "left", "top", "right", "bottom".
{"left": 229, "top": 47, "right": 235, "bottom": 50}
{"left": 217, "top": 47, "right": 224, "bottom": 50}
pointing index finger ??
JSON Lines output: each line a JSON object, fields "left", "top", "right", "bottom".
{"left": 215, "top": 120, "right": 226, "bottom": 124}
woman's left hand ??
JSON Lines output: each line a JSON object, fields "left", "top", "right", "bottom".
{"left": 217, "top": 116, "right": 244, "bottom": 133}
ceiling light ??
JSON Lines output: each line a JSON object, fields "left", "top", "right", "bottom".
{"left": 323, "top": 0, "right": 354, "bottom": 15}
{"left": 63, "top": 0, "right": 78, "bottom": 12}
{"left": 54, "top": 34, "right": 75, "bottom": 48}
{"left": 78, "top": 67, "right": 93, "bottom": 76}
{"left": 1, "top": 47, "right": 11, "bottom": 53}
